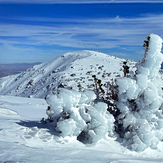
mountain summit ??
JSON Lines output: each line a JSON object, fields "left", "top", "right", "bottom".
{"left": 0, "top": 50, "right": 135, "bottom": 98}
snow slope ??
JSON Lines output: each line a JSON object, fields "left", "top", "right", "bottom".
{"left": 0, "top": 50, "right": 136, "bottom": 98}
{"left": 0, "top": 95, "right": 163, "bottom": 163}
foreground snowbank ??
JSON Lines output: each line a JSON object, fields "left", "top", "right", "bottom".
{"left": 0, "top": 95, "right": 163, "bottom": 163}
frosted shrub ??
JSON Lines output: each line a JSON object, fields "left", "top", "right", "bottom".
{"left": 46, "top": 88, "right": 115, "bottom": 143}
{"left": 116, "top": 34, "right": 163, "bottom": 151}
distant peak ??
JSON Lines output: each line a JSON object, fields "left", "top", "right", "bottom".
{"left": 61, "top": 50, "right": 109, "bottom": 58}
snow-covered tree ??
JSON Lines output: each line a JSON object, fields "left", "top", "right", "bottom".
{"left": 116, "top": 34, "right": 163, "bottom": 151}
{"left": 46, "top": 88, "right": 115, "bottom": 143}
{"left": 45, "top": 33, "right": 163, "bottom": 151}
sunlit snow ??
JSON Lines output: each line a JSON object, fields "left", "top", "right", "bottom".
{"left": 0, "top": 95, "right": 163, "bottom": 163}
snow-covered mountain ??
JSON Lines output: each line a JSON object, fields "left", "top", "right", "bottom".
{"left": 0, "top": 50, "right": 136, "bottom": 98}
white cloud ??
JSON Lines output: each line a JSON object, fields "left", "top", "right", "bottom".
{"left": 1, "top": 14, "right": 163, "bottom": 49}
{"left": 0, "top": 14, "right": 163, "bottom": 62}
{"left": 0, "top": 0, "right": 162, "bottom": 3}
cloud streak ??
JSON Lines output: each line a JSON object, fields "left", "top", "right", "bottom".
{"left": 0, "top": 0, "right": 162, "bottom": 4}
{"left": 1, "top": 14, "right": 163, "bottom": 62}
{"left": 1, "top": 14, "right": 163, "bottom": 48}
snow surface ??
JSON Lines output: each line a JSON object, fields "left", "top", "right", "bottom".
{"left": 0, "top": 95, "right": 163, "bottom": 163}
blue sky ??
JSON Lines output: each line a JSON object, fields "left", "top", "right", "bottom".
{"left": 0, "top": 0, "right": 163, "bottom": 63}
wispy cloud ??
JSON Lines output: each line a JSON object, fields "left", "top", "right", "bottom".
{"left": 11, "top": 14, "right": 163, "bottom": 25}
{"left": 1, "top": 14, "right": 163, "bottom": 48}
{"left": 0, "top": 14, "right": 163, "bottom": 62}
{"left": 0, "top": 0, "right": 162, "bottom": 4}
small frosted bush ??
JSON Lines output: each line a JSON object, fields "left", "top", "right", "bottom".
{"left": 46, "top": 88, "right": 115, "bottom": 143}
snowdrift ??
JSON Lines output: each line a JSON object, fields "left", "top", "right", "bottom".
{"left": 0, "top": 95, "right": 163, "bottom": 162}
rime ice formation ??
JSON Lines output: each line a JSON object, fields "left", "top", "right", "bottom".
{"left": 46, "top": 88, "right": 115, "bottom": 143}
{"left": 116, "top": 34, "right": 163, "bottom": 151}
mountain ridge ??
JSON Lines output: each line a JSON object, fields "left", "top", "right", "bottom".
{"left": 0, "top": 50, "right": 136, "bottom": 98}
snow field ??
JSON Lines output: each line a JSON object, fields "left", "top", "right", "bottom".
{"left": 0, "top": 95, "right": 163, "bottom": 162}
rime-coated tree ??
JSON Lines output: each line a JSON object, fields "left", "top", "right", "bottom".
{"left": 45, "top": 88, "right": 115, "bottom": 143}
{"left": 116, "top": 34, "right": 163, "bottom": 151}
